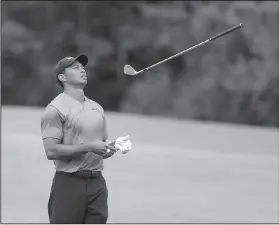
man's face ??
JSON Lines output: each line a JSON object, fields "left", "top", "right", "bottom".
{"left": 60, "top": 61, "right": 87, "bottom": 87}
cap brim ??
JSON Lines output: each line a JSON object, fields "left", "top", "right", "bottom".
{"left": 75, "top": 54, "right": 88, "bottom": 66}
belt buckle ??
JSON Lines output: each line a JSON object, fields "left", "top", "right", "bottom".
{"left": 78, "top": 171, "right": 90, "bottom": 179}
{"left": 76, "top": 170, "right": 100, "bottom": 178}
{"left": 91, "top": 171, "right": 100, "bottom": 178}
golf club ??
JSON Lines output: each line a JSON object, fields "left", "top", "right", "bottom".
{"left": 124, "top": 23, "right": 244, "bottom": 76}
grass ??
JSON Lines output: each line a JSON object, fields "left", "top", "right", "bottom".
{"left": 1, "top": 106, "right": 278, "bottom": 223}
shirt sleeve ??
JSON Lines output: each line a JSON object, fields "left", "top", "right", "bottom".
{"left": 41, "top": 105, "right": 64, "bottom": 140}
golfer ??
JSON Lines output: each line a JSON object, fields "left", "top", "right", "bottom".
{"left": 41, "top": 54, "right": 130, "bottom": 223}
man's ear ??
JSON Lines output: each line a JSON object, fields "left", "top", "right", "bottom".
{"left": 58, "top": 73, "right": 66, "bottom": 83}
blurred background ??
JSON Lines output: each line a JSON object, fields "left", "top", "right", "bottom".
{"left": 1, "top": 1, "right": 279, "bottom": 223}
{"left": 2, "top": 0, "right": 279, "bottom": 127}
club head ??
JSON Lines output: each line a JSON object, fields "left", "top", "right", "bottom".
{"left": 124, "top": 64, "right": 137, "bottom": 76}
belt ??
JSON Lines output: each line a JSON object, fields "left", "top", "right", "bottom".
{"left": 56, "top": 170, "right": 102, "bottom": 179}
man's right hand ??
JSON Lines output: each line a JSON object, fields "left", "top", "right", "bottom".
{"left": 88, "top": 141, "right": 117, "bottom": 156}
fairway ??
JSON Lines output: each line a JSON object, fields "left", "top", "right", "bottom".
{"left": 2, "top": 106, "right": 278, "bottom": 223}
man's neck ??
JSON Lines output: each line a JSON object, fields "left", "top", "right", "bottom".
{"left": 63, "top": 86, "right": 85, "bottom": 103}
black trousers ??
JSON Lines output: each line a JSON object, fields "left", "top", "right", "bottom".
{"left": 48, "top": 171, "right": 108, "bottom": 224}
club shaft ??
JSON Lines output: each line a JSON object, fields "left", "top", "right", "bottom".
{"left": 138, "top": 40, "right": 209, "bottom": 73}
{"left": 209, "top": 23, "right": 243, "bottom": 41}
{"left": 137, "top": 23, "right": 243, "bottom": 74}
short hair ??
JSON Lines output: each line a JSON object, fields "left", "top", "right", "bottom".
{"left": 57, "top": 69, "right": 65, "bottom": 88}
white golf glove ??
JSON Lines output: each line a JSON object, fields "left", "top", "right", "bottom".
{"left": 114, "top": 135, "right": 132, "bottom": 154}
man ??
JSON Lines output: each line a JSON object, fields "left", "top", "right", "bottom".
{"left": 41, "top": 54, "right": 131, "bottom": 224}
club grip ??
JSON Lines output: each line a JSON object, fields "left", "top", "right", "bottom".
{"left": 209, "top": 23, "right": 244, "bottom": 42}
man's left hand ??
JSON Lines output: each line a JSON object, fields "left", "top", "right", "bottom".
{"left": 105, "top": 135, "right": 132, "bottom": 155}
{"left": 115, "top": 135, "right": 132, "bottom": 154}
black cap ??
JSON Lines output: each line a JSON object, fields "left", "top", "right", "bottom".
{"left": 54, "top": 54, "right": 88, "bottom": 75}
